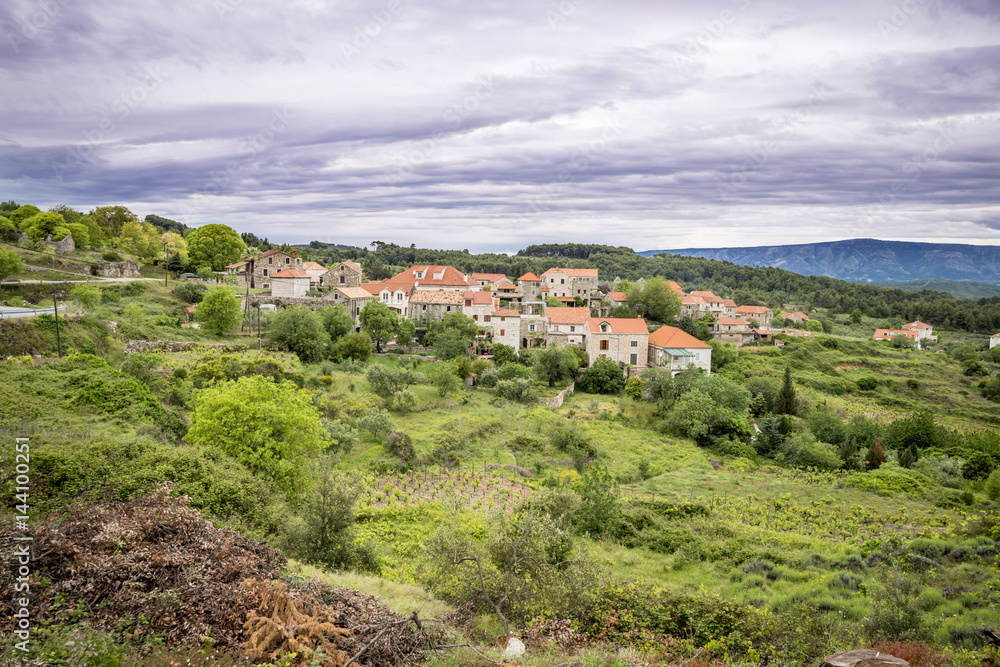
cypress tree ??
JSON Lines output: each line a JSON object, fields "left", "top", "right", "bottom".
{"left": 776, "top": 365, "right": 797, "bottom": 415}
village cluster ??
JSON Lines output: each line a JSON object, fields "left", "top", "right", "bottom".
{"left": 220, "top": 248, "right": 941, "bottom": 371}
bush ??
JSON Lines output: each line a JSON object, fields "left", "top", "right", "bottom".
{"left": 494, "top": 378, "right": 537, "bottom": 403}
{"left": 102, "top": 251, "right": 124, "bottom": 262}
{"left": 198, "top": 286, "right": 242, "bottom": 336}
{"left": 385, "top": 431, "right": 416, "bottom": 466}
{"left": 856, "top": 377, "right": 879, "bottom": 391}
{"left": 358, "top": 408, "right": 394, "bottom": 440}
{"left": 577, "top": 357, "right": 624, "bottom": 394}
{"left": 171, "top": 282, "right": 206, "bottom": 304}
{"left": 477, "top": 367, "right": 500, "bottom": 388}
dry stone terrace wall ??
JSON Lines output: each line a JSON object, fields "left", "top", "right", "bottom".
{"left": 538, "top": 382, "right": 574, "bottom": 408}
{"left": 123, "top": 340, "right": 279, "bottom": 356}
{"left": 249, "top": 295, "right": 326, "bottom": 309}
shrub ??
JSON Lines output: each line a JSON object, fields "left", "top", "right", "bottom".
{"left": 577, "top": 357, "right": 624, "bottom": 394}
{"left": 624, "top": 376, "right": 644, "bottom": 399}
{"left": 494, "top": 378, "right": 537, "bottom": 403}
{"left": 102, "top": 251, "right": 124, "bottom": 262}
{"left": 198, "top": 286, "right": 242, "bottom": 336}
{"left": 358, "top": 408, "right": 394, "bottom": 440}
{"left": 171, "top": 282, "right": 206, "bottom": 304}
{"left": 385, "top": 431, "right": 416, "bottom": 466}
{"left": 269, "top": 306, "right": 330, "bottom": 363}
{"left": 391, "top": 389, "right": 417, "bottom": 414}
{"left": 477, "top": 367, "right": 500, "bottom": 388}
{"left": 906, "top": 378, "right": 920, "bottom": 390}
{"left": 857, "top": 377, "right": 879, "bottom": 391}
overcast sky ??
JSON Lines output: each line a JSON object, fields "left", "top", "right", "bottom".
{"left": 1, "top": 0, "right": 998, "bottom": 252}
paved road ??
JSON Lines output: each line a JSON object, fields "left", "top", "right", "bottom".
{"left": 1, "top": 277, "right": 163, "bottom": 285}
{"left": 0, "top": 305, "right": 70, "bottom": 319}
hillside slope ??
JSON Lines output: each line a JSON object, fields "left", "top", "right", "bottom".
{"left": 639, "top": 239, "right": 1000, "bottom": 283}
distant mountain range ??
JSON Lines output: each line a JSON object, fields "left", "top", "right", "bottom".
{"left": 639, "top": 239, "right": 1000, "bottom": 286}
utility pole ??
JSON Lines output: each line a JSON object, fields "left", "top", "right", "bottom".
{"left": 257, "top": 303, "right": 262, "bottom": 352}
{"left": 52, "top": 288, "right": 62, "bottom": 357}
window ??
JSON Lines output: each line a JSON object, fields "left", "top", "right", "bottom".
{"left": 340, "top": 276, "right": 345, "bottom": 284}
{"left": 422, "top": 305, "right": 427, "bottom": 311}
{"left": 285, "top": 257, "right": 290, "bottom": 264}
{"left": 263, "top": 283, "right": 269, "bottom": 289}
{"left": 446, "top": 306, "right": 451, "bottom": 311}
{"left": 601, "top": 323, "right": 609, "bottom": 332}
{"left": 268, "top": 258, "right": 272, "bottom": 264}
{"left": 570, "top": 326, "right": 575, "bottom": 332}
{"left": 484, "top": 315, "right": 491, "bottom": 322}
{"left": 500, "top": 329, "right": 505, "bottom": 336}
{"left": 630, "top": 340, "right": 638, "bottom": 347}
{"left": 473, "top": 315, "right": 478, "bottom": 321}
{"left": 695, "top": 353, "right": 700, "bottom": 361}
{"left": 560, "top": 279, "right": 565, "bottom": 284}
{"left": 262, "top": 268, "right": 268, "bottom": 276}
{"left": 600, "top": 340, "right": 609, "bottom": 351}
{"left": 630, "top": 353, "right": 637, "bottom": 365}
{"left": 500, "top": 316, "right": 505, "bottom": 322}
{"left": 334, "top": 293, "right": 339, "bottom": 299}
{"left": 529, "top": 324, "right": 536, "bottom": 332}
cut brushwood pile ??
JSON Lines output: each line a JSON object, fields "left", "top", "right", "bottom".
{"left": 0, "top": 483, "right": 427, "bottom": 665}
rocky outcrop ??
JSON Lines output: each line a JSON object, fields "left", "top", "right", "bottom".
{"left": 90, "top": 260, "right": 141, "bottom": 278}
{"left": 820, "top": 650, "right": 909, "bottom": 667}
{"left": 17, "top": 232, "right": 75, "bottom": 253}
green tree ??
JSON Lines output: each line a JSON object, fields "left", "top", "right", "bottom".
{"left": 331, "top": 332, "right": 372, "bottom": 362}
{"left": 65, "top": 223, "right": 91, "bottom": 249}
{"left": 492, "top": 343, "right": 517, "bottom": 366}
{"left": 850, "top": 308, "right": 863, "bottom": 324}
{"left": 186, "top": 374, "right": 327, "bottom": 497}
{"left": 198, "top": 285, "right": 241, "bottom": 336}
{"left": 358, "top": 300, "right": 398, "bottom": 353}
{"left": 116, "top": 219, "right": 162, "bottom": 260}
{"left": 22, "top": 211, "right": 65, "bottom": 240}
{"left": 426, "top": 312, "right": 478, "bottom": 360}
{"left": 88, "top": 205, "right": 138, "bottom": 238}
{"left": 187, "top": 224, "right": 247, "bottom": 271}
{"left": 319, "top": 305, "right": 354, "bottom": 342}
{"left": 708, "top": 340, "right": 738, "bottom": 373}
{"left": 69, "top": 284, "right": 101, "bottom": 310}
{"left": 395, "top": 318, "right": 416, "bottom": 347}
{"left": 270, "top": 306, "right": 330, "bottom": 363}
{"left": 534, "top": 346, "right": 580, "bottom": 388}
{"left": 161, "top": 231, "right": 188, "bottom": 264}
{"left": 577, "top": 357, "right": 624, "bottom": 394}
{"left": 9, "top": 205, "right": 40, "bottom": 225}
{"left": 426, "top": 360, "right": 461, "bottom": 396}
{"left": 624, "top": 276, "right": 682, "bottom": 322}
{"left": 774, "top": 366, "right": 797, "bottom": 415}
{"left": 0, "top": 248, "right": 25, "bottom": 297}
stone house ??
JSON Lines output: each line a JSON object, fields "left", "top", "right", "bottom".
{"left": 647, "top": 325, "right": 712, "bottom": 374}
{"left": 517, "top": 272, "right": 543, "bottom": 301}
{"left": 462, "top": 290, "right": 495, "bottom": 322}
{"left": 364, "top": 265, "right": 478, "bottom": 315}
{"left": 483, "top": 309, "right": 521, "bottom": 349}
{"left": 679, "top": 294, "right": 707, "bottom": 319}
{"left": 713, "top": 317, "right": 754, "bottom": 346}
{"left": 736, "top": 305, "right": 774, "bottom": 327}
{"left": 540, "top": 268, "right": 598, "bottom": 301}
{"left": 902, "top": 320, "right": 937, "bottom": 342}
{"left": 270, "top": 268, "right": 311, "bottom": 298}
{"left": 472, "top": 272, "right": 507, "bottom": 289}
{"left": 546, "top": 307, "right": 590, "bottom": 347}
{"left": 328, "top": 260, "right": 362, "bottom": 287}
{"left": 874, "top": 328, "right": 918, "bottom": 342}
{"left": 406, "top": 290, "right": 465, "bottom": 321}
{"left": 991, "top": 333, "right": 1000, "bottom": 349}
{"left": 585, "top": 317, "right": 649, "bottom": 367}
{"left": 301, "top": 261, "right": 328, "bottom": 289}
{"left": 323, "top": 286, "right": 372, "bottom": 330}
{"left": 781, "top": 311, "right": 810, "bottom": 323}
{"left": 721, "top": 299, "right": 738, "bottom": 318}
{"left": 258, "top": 249, "right": 303, "bottom": 288}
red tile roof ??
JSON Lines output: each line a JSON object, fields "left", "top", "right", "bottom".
{"left": 330, "top": 287, "right": 372, "bottom": 299}
{"left": 473, "top": 272, "right": 507, "bottom": 282}
{"left": 904, "top": 321, "right": 931, "bottom": 329}
{"left": 261, "top": 248, "right": 296, "bottom": 258}
{"left": 607, "top": 291, "right": 628, "bottom": 302}
{"left": 383, "top": 265, "right": 475, "bottom": 290}
{"left": 547, "top": 308, "right": 590, "bottom": 325}
{"left": 647, "top": 326, "right": 711, "bottom": 349}
{"left": 358, "top": 281, "right": 385, "bottom": 295}
{"left": 716, "top": 317, "right": 750, "bottom": 325}
{"left": 463, "top": 290, "right": 493, "bottom": 305}
{"left": 518, "top": 272, "right": 541, "bottom": 282}
{"left": 493, "top": 309, "right": 520, "bottom": 317}
{"left": 666, "top": 280, "right": 684, "bottom": 295}
{"left": 225, "top": 260, "right": 248, "bottom": 269}
{"left": 271, "top": 268, "right": 309, "bottom": 278}
{"left": 690, "top": 290, "right": 719, "bottom": 300}
{"left": 737, "top": 305, "right": 772, "bottom": 315}
{"left": 302, "top": 261, "right": 327, "bottom": 271}
{"left": 587, "top": 318, "right": 649, "bottom": 335}
{"left": 722, "top": 299, "right": 737, "bottom": 307}
{"left": 874, "top": 329, "right": 917, "bottom": 339}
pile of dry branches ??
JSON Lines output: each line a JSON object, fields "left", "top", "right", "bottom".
{"left": 0, "top": 483, "right": 427, "bottom": 665}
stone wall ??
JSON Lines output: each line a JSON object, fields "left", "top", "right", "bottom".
{"left": 249, "top": 295, "right": 326, "bottom": 309}
{"left": 538, "top": 381, "right": 574, "bottom": 409}
{"left": 90, "top": 260, "right": 141, "bottom": 278}
{"left": 17, "top": 232, "right": 76, "bottom": 253}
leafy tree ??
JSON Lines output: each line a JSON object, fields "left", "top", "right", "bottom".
{"left": 187, "top": 223, "right": 247, "bottom": 271}
{"left": 534, "top": 346, "right": 580, "bottom": 388}
{"left": 577, "top": 357, "right": 624, "bottom": 394}
{"left": 963, "top": 451, "right": 997, "bottom": 481}
{"left": 270, "top": 306, "right": 330, "bottom": 363}
{"left": 89, "top": 205, "right": 138, "bottom": 237}
{"left": 545, "top": 296, "right": 565, "bottom": 308}
{"left": 678, "top": 315, "right": 711, "bottom": 342}
{"left": 331, "top": 332, "right": 372, "bottom": 362}
{"left": 805, "top": 319, "right": 823, "bottom": 333}
{"left": 426, "top": 361, "right": 461, "bottom": 396}
{"left": 426, "top": 312, "right": 478, "bottom": 360}
{"left": 492, "top": 344, "right": 518, "bottom": 366}
{"left": 365, "top": 363, "right": 411, "bottom": 397}
{"left": 186, "top": 377, "right": 326, "bottom": 498}
{"left": 624, "top": 276, "right": 681, "bottom": 322}
{"left": 0, "top": 248, "right": 25, "bottom": 296}
{"left": 774, "top": 366, "right": 797, "bottom": 416}
{"left": 395, "top": 318, "right": 416, "bottom": 347}
{"left": 708, "top": 340, "right": 738, "bottom": 373}
{"left": 116, "top": 219, "right": 162, "bottom": 260}
{"left": 65, "top": 223, "right": 91, "bottom": 249}
{"left": 358, "top": 408, "right": 394, "bottom": 440}
{"left": 850, "top": 308, "right": 863, "bottom": 324}
{"left": 9, "top": 204, "right": 41, "bottom": 225}
{"left": 198, "top": 285, "right": 241, "bottom": 336}
{"left": 22, "top": 211, "right": 66, "bottom": 240}
{"left": 756, "top": 413, "right": 785, "bottom": 456}
{"left": 161, "top": 231, "right": 188, "bottom": 263}
{"left": 319, "top": 305, "right": 354, "bottom": 342}
{"left": 358, "top": 300, "right": 398, "bottom": 353}
{"left": 69, "top": 284, "right": 101, "bottom": 310}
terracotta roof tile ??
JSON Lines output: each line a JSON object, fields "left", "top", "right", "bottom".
{"left": 648, "top": 326, "right": 711, "bottom": 349}
{"left": 547, "top": 308, "right": 590, "bottom": 325}
{"left": 586, "top": 318, "right": 649, "bottom": 334}
{"left": 409, "top": 290, "right": 465, "bottom": 304}
{"left": 271, "top": 268, "right": 310, "bottom": 278}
